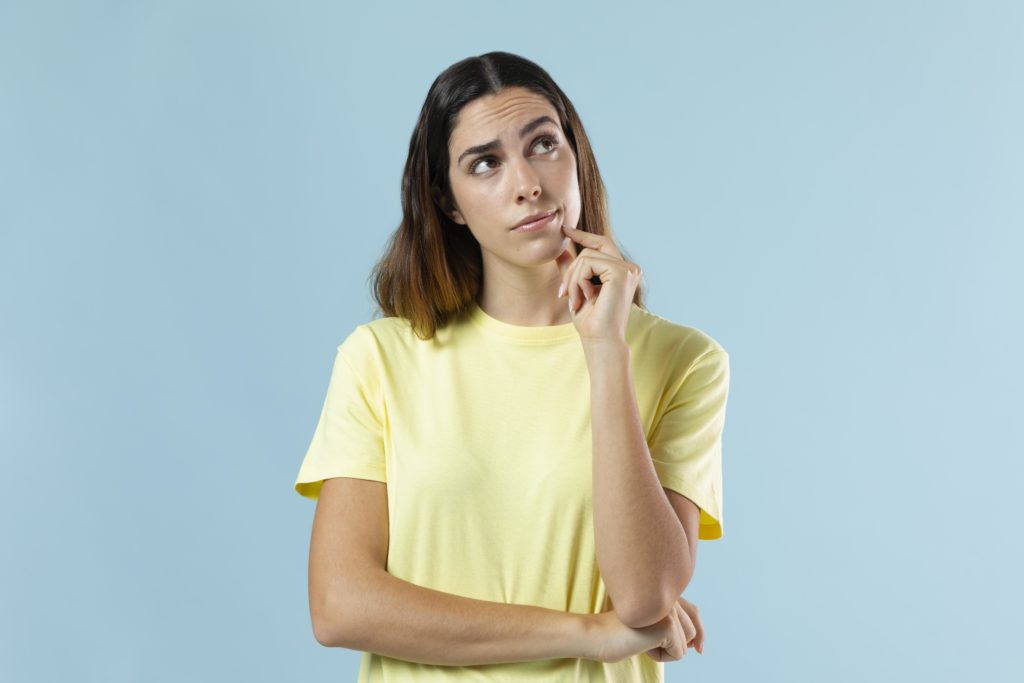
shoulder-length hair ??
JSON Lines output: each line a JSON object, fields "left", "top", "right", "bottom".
{"left": 369, "top": 50, "right": 647, "bottom": 340}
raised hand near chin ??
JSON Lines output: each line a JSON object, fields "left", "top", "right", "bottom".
{"left": 554, "top": 224, "right": 642, "bottom": 348}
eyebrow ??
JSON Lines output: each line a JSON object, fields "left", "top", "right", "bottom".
{"left": 456, "top": 115, "right": 560, "bottom": 167}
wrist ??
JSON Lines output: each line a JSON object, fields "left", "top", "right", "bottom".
{"left": 576, "top": 612, "right": 610, "bottom": 661}
{"left": 582, "top": 338, "right": 629, "bottom": 362}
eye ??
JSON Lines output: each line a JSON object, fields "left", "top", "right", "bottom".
{"left": 469, "top": 133, "right": 561, "bottom": 176}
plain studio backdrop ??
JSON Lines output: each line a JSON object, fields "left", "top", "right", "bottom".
{"left": 1, "top": 1, "right": 1021, "bottom": 681}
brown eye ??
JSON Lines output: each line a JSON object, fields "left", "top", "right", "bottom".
{"left": 533, "top": 135, "right": 558, "bottom": 153}
{"left": 469, "top": 133, "right": 561, "bottom": 176}
{"left": 469, "top": 156, "right": 498, "bottom": 175}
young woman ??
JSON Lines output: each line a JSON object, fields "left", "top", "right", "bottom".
{"left": 294, "top": 51, "right": 730, "bottom": 682}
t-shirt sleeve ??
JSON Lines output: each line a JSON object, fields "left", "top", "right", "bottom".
{"left": 294, "top": 326, "right": 387, "bottom": 500}
{"left": 648, "top": 347, "right": 730, "bottom": 540}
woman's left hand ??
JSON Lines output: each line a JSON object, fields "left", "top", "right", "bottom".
{"left": 556, "top": 224, "right": 643, "bottom": 346}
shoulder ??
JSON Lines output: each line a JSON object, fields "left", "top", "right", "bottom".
{"left": 337, "top": 314, "right": 426, "bottom": 368}
{"left": 352, "top": 315, "right": 413, "bottom": 346}
{"left": 628, "top": 304, "right": 728, "bottom": 370}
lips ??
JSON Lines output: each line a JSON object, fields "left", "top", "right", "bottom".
{"left": 513, "top": 209, "right": 557, "bottom": 230}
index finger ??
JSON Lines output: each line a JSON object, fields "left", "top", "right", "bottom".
{"left": 562, "top": 224, "right": 624, "bottom": 260}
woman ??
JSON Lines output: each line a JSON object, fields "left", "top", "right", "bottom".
{"left": 294, "top": 51, "right": 730, "bottom": 682}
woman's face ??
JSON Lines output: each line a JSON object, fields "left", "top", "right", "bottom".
{"left": 445, "top": 86, "right": 580, "bottom": 267}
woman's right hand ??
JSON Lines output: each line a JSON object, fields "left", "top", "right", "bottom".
{"left": 587, "top": 597, "right": 704, "bottom": 664}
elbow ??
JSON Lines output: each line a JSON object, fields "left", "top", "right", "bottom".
{"left": 310, "top": 590, "right": 350, "bottom": 648}
{"left": 617, "top": 596, "right": 673, "bottom": 630}
{"left": 312, "top": 618, "right": 337, "bottom": 648}
{"left": 617, "top": 572, "right": 694, "bottom": 629}
{"left": 615, "top": 589, "right": 672, "bottom": 629}
{"left": 310, "top": 568, "right": 382, "bottom": 648}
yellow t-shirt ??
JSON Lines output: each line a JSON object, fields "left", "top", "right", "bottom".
{"left": 295, "top": 300, "right": 730, "bottom": 682}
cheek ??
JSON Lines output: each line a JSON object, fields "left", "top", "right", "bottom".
{"left": 557, "top": 160, "right": 580, "bottom": 195}
{"left": 558, "top": 170, "right": 582, "bottom": 208}
{"left": 465, "top": 188, "right": 502, "bottom": 220}
{"left": 452, "top": 183, "right": 488, "bottom": 216}
{"left": 536, "top": 163, "right": 576, "bottom": 197}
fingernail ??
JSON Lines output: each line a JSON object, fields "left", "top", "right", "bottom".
{"left": 568, "top": 298, "right": 574, "bottom": 315}
{"left": 558, "top": 282, "right": 566, "bottom": 298}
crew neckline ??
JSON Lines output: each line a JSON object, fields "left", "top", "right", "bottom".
{"left": 467, "top": 300, "right": 580, "bottom": 344}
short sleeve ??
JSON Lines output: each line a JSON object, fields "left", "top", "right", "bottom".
{"left": 294, "top": 326, "right": 387, "bottom": 500}
{"left": 648, "top": 348, "right": 730, "bottom": 540}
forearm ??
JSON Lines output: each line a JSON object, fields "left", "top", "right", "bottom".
{"left": 326, "top": 568, "right": 594, "bottom": 666}
{"left": 585, "top": 340, "right": 691, "bottom": 626}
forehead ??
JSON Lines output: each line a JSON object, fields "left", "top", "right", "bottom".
{"left": 449, "top": 87, "right": 559, "bottom": 150}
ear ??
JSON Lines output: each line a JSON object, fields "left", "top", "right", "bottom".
{"left": 432, "top": 187, "right": 466, "bottom": 225}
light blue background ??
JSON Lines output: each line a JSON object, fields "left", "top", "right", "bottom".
{"left": 2, "top": 1, "right": 1021, "bottom": 681}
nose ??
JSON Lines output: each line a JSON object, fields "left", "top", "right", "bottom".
{"left": 511, "top": 157, "right": 542, "bottom": 202}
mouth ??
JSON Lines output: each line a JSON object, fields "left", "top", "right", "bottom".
{"left": 512, "top": 209, "right": 558, "bottom": 232}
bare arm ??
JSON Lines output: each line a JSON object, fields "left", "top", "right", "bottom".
{"left": 308, "top": 476, "right": 594, "bottom": 666}
{"left": 584, "top": 341, "right": 692, "bottom": 628}
{"left": 330, "top": 566, "right": 594, "bottom": 665}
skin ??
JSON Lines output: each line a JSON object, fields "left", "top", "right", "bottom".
{"left": 444, "top": 86, "right": 581, "bottom": 326}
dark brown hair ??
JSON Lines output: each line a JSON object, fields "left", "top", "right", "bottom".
{"left": 369, "top": 50, "right": 646, "bottom": 340}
